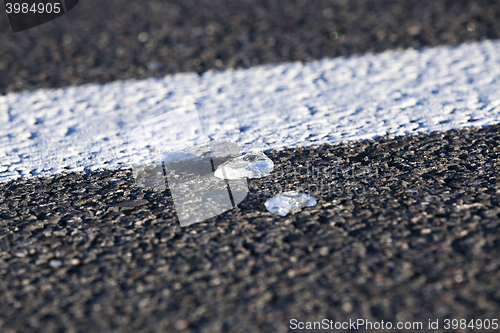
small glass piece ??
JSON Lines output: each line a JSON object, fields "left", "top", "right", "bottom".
{"left": 214, "top": 152, "right": 274, "bottom": 179}
{"left": 264, "top": 191, "right": 317, "bottom": 216}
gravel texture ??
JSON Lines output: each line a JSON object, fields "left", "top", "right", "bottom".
{"left": 0, "top": 0, "right": 499, "bottom": 94}
{"left": 1, "top": 125, "right": 500, "bottom": 332}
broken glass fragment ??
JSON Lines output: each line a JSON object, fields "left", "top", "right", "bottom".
{"left": 264, "top": 191, "right": 317, "bottom": 216}
{"left": 214, "top": 152, "right": 274, "bottom": 179}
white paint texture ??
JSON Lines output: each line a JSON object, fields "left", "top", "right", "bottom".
{"left": 2, "top": 40, "right": 500, "bottom": 182}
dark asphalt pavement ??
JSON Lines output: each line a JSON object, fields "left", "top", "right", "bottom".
{"left": 1, "top": 126, "right": 500, "bottom": 332}
{"left": 2, "top": 0, "right": 500, "bottom": 332}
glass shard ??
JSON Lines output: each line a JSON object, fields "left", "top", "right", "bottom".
{"left": 214, "top": 152, "right": 274, "bottom": 179}
{"left": 264, "top": 191, "right": 317, "bottom": 216}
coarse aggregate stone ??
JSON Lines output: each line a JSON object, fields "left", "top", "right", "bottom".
{"left": 1, "top": 125, "right": 500, "bottom": 332}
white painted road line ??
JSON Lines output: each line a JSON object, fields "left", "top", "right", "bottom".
{"left": 2, "top": 40, "right": 500, "bottom": 182}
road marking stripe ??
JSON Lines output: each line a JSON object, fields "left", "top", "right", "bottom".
{"left": 2, "top": 40, "right": 500, "bottom": 182}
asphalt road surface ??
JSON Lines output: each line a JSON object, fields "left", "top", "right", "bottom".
{"left": 1, "top": 0, "right": 500, "bottom": 332}
{"left": 2, "top": 125, "right": 500, "bottom": 332}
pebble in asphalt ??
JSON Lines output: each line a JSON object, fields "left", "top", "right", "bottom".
{"left": 1, "top": 124, "right": 500, "bottom": 332}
